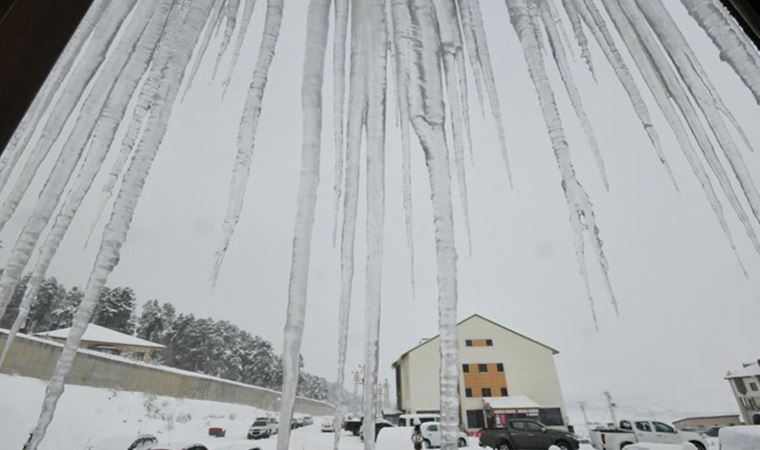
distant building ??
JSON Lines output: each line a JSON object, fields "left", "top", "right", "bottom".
{"left": 672, "top": 414, "right": 742, "bottom": 431}
{"left": 726, "top": 359, "right": 760, "bottom": 425}
{"left": 392, "top": 314, "right": 568, "bottom": 431}
{"left": 36, "top": 324, "right": 165, "bottom": 362}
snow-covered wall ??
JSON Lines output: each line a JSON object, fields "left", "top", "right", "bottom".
{"left": 0, "top": 330, "right": 334, "bottom": 416}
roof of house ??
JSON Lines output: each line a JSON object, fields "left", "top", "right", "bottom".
{"left": 35, "top": 324, "right": 165, "bottom": 349}
{"left": 726, "top": 360, "right": 760, "bottom": 379}
{"left": 672, "top": 414, "right": 741, "bottom": 424}
{"left": 392, "top": 314, "right": 559, "bottom": 367}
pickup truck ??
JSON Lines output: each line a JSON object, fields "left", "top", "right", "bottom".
{"left": 478, "top": 418, "right": 580, "bottom": 450}
{"left": 589, "top": 420, "right": 708, "bottom": 450}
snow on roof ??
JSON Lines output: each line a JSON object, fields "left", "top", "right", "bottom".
{"left": 483, "top": 395, "right": 542, "bottom": 410}
{"left": 35, "top": 324, "right": 165, "bottom": 349}
{"left": 726, "top": 361, "right": 760, "bottom": 379}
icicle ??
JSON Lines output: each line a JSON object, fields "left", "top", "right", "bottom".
{"left": 434, "top": 0, "right": 473, "bottom": 251}
{"left": 460, "top": 0, "right": 513, "bottom": 187}
{"left": 561, "top": 0, "right": 596, "bottom": 80}
{"left": 456, "top": 0, "right": 486, "bottom": 114}
{"left": 390, "top": 0, "right": 417, "bottom": 298}
{"left": 361, "top": 0, "right": 387, "bottom": 446}
{"left": 574, "top": 0, "right": 678, "bottom": 191}
{"left": 635, "top": 0, "right": 760, "bottom": 225}
{"left": 24, "top": 3, "right": 213, "bottom": 449}
{"left": 539, "top": 0, "right": 608, "bottom": 190}
{"left": 212, "top": 0, "right": 241, "bottom": 79}
{"left": 0, "top": 0, "right": 175, "bottom": 370}
{"left": 332, "top": 0, "right": 367, "bottom": 443}
{"left": 681, "top": 0, "right": 760, "bottom": 106}
{"left": 276, "top": 1, "right": 331, "bottom": 450}
{"left": 507, "top": 0, "right": 618, "bottom": 321}
{"left": 0, "top": 0, "right": 159, "bottom": 325}
{"left": 401, "top": 2, "right": 461, "bottom": 448}
{"left": 604, "top": 0, "right": 760, "bottom": 259}
{"left": 221, "top": 0, "right": 258, "bottom": 98}
{"left": 0, "top": 1, "right": 137, "bottom": 232}
{"left": 331, "top": 0, "right": 349, "bottom": 245}
{"left": 211, "top": 0, "right": 285, "bottom": 286}
{"left": 0, "top": 0, "right": 109, "bottom": 197}
{"left": 182, "top": 0, "right": 225, "bottom": 99}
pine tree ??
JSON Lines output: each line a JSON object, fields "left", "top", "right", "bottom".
{"left": 137, "top": 299, "right": 165, "bottom": 342}
{"left": 93, "top": 287, "right": 137, "bottom": 334}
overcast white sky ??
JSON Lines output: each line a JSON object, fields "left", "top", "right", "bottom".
{"left": 2, "top": 0, "right": 759, "bottom": 423}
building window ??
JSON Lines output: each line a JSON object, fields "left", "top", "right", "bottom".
{"left": 500, "top": 387, "right": 508, "bottom": 397}
{"left": 466, "top": 410, "right": 485, "bottom": 429}
{"left": 482, "top": 388, "right": 492, "bottom": 397}
{"left": 465, "top": 339, "right": 473, "bottom": 347}
{"left": 751, "top": 382, "right": 758, "bottom": 392}
{"left": 497, "top": 363, "right": 504, "bottom": 372}
{"left": 465, "top": 388, "right": 473, "bottom": 398}
{"left": 486, "top": 339, "right": 493, "bottom": 346}
{"left": 463, "top": 364, "right": 469, "bottom": 373}
{"left": 478, "top": 364, "right": 488, "bottom": 373}
{"left": 735, "top": 378, "right": 748, "bottom": 395}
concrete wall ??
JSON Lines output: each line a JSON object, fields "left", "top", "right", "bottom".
{"left": 0, "top": 330, "right": 334, "bottom": 416}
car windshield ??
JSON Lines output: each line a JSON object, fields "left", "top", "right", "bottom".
{"left": 253, "top": 420, "right": 268, "bottom": 426}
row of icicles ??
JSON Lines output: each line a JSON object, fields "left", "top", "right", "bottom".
{"left": 0, "top": 0, "right": 757, "bottom": 449}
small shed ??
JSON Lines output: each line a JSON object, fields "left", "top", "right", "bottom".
{"left": 36, "top": 324, "right": 165, "bottom": 362}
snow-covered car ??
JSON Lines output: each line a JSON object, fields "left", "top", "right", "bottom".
{"left": 589, "top": 420, "right": 708, "bottom": 450}
{"left": 419, "top": 421, "right": 469, "bottom": 448}
{"left": 149, "top": 442, "right": 209, "bottom": 450}
{"left": 360, "top": 419, "right": 395, "bottom": 441}
{"left": 247, "top": 416, "right": 278, "bottom": 439}
{"left": 302, "top": 415, "right": 314, "bottom": 426}
{"left": 85, "top": 434, "right": 158, "bottom": 450}
{"left": 321, "top": 418, "right": 335, "bottom": 433}
{"left": 719, "top": 425, "right": 760, "bottom": 450}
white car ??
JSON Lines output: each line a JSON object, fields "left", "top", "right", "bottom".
{"left": 589, "top": 419, "right": 708, "bottom": 450}
{"left": 247, "top": 416, "right": 279, "bottom": 439}
{"left": 321, "top": 418, "right": 335, "bottom": 432}
{"left": 419, "top": 421, "right": 469, "bottom": 448}
{"left": 397, "top": 413, "right": 441, "bottom": 427}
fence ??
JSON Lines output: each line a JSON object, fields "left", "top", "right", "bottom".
{"left": 0, "top": 329, "right": 334, "bottom": 416}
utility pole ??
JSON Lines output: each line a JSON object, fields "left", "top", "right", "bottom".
{"left": 579, "top": 401, "right": 591, "bottom": 431}
{"left": 604, "top": 391, "right": 617, "bottom": 426}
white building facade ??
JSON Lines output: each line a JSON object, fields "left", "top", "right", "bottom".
{"left": 392, "top": 314, "right": 569, "bottom": 431}
{"left": 726, "top": 359, "right": 760, "bottom": 425}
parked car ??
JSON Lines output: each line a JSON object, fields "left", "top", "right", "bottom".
{"left": 589, "top": 420, "right": 708, "bottom": 450}
{"left": 86, "top": 434, "right": 158, "bottom": 450}
{"left": 360, "top": 419, "right": 395, "bottom": 441}
{"left": 344, "top": 417, "right": 363, "bottom": 436}
{"left": 479, "top": 418, "right": 580, "bottom": 450}
{"left": 149, "top": 443, "right": 209, "bottom": 450}
{"left": 247, "top": 416, "right": 278, "bottom": 439}
{"left": 397, "top": 413, "right": 441, "bottom": 427}
{"left": 322, "top": 418, "right": 335, "bottom": 433}
{"left": 302, "top": 415, "right": 314, "bottom": 426}
{"left": 207, "top": 426, "right": 226, "bottom": 437}
{"left": 419, "top": 421, "right": 469, "bottom": 448}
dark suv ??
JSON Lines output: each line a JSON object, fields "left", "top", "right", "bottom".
{"left": 479, "top": 419, "right": 579, "bottom": 450}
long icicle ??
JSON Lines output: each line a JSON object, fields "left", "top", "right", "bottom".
{"left": 574, "top": 0, "right": 678, "bottom": 191}
{"left": 212, "top": 0, "right": 242, "bottom": 79}
{"left": 680, "top": 0, "right": 760, "bottom": 106}
{"left": 391, "top": 0, "right": 417, "bottom": 298}
{"left": 24, "top": 2, "right": 214, "bottom": 448}
{"left": 612, "top": 0, "right": 760, "bottom": 255}
{"left": 361, "top": 0, "right": 387, "bottom": 447}
{"left": 405, "top": 1, "right": 460, "bottom": 448}
{"left": 0, "top": 0, "right": 137, "bottom": 232}
{"left": 212, "top": 0, "right": 285, "bottom": 286}
{"left": 561, "top": 0, "right": 596, "bottom": 80}
{"left": 333, "top": 0, "right": 366, "bottom": 448}
{"left": 331, "top": 0, "right": 349, "bottom": 245}
{"left": 0, "top": 0, "right": 175, "bottom": 370}
{"left": 221, "top": 0, "right": 259, "bottom": 98}
{"left": 0, "top": 0, "right": 109, "bottom": 196}
{"left": 0, "top": 0, "right": 156, "bottom": 324}
{"left": 461, "top": 0, "right": 513, "bottom": 187}
{"left": 276, "top": 1, "right": 331, "bottom": 449}
{"left": 539, "top": 0, "right": 609, "bottom": 190}
{"left": 507, "top": 0, "right": 618, "bottom": 323}
{"left": 600, "top": 0, "right": 753, "bottom": 268}
{"left": 181, "top": 0, "right": 225, "bottom": 99}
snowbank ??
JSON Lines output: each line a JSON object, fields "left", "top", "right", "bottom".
{"left": 625, "top": 443, "right": 697, "bottom": 450}
{"left": 375, "top": 427, "right": 414, "bottom": 450}
{"left": 719, "top": 426, "right": 760, "bottom": 450}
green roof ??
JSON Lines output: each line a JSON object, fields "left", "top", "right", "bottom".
{"left": 391, "top": 314, "right": 559, "bottom": 368}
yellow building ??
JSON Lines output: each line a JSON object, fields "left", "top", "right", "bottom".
{"left": 392, "top": 314, "right": 568, "bottom": 431}
{"left": 36, "top": 324, "right": 165, "bottom": 362}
